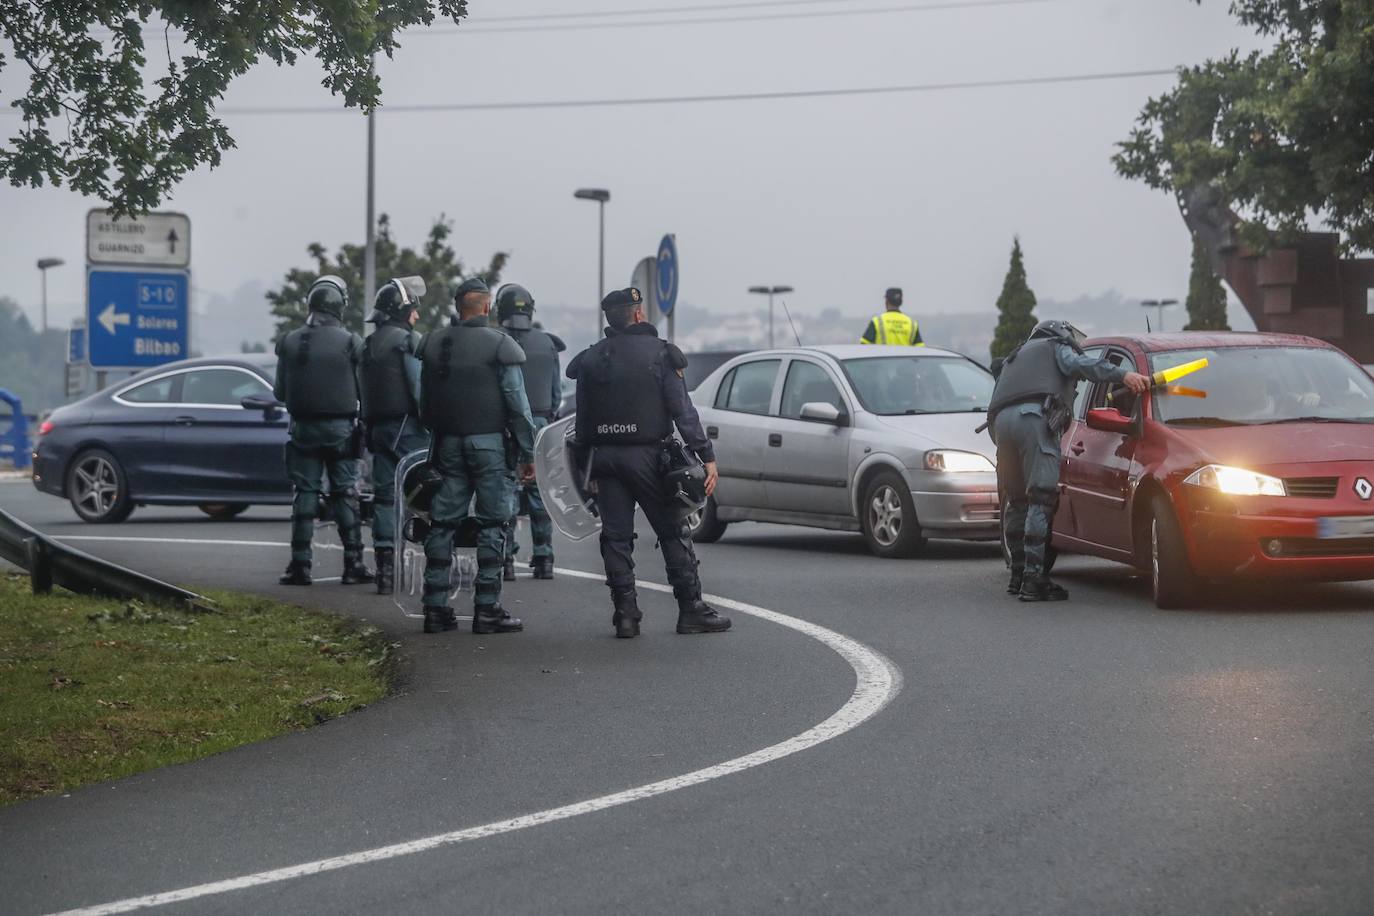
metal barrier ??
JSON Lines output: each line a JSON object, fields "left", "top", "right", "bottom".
{"left": 0, "top": 508, "right": 209, "bottom": 610}
{"left": 0, "top": 389, "right": 31, "bottom": 470}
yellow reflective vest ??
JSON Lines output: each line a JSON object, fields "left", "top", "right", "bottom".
{"left": 860, "top": 311, "right": 923, "bottom": 346}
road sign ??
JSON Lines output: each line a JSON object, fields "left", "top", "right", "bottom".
{"left": 86, "top": 209, "right": 191, "bottom": 269}
{"left": 67, "top": 320, "right": 87, "bottom": 365}
{"left": 65, "top": 364, "right": 84, "bottom": 399}
{"left": 656, "top": 234, "right": 678, "bottom": 316}
{"left": 86, "top": 268, "right": 190, "bottom": 369}
{"left": 631, "top": 256, "right": 661, "bottom": 326}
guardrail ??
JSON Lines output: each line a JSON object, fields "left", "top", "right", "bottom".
{"left": 0, "top": 508, "right": 209, "bottom": 610}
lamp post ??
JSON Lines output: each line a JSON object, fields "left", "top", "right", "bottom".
{"left": 748, "top": 285, "right": 794, "bottom": 348}
{"left": 574, "top": 188, "right": 611, "bottom": 338}
{"left": 1141, "top": 298, "right": 1179, "bottom": 333}
{"left": 36, "top": 257, "right": 64, "bottom": 333}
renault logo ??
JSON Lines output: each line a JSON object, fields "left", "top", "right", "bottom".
{"left": 1356, "top": 478, "right": 1373, "bottom": 501}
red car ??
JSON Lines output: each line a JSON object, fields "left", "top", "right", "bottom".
{"left": 1052, "top": 331, "right": 1374, "bottom": 608}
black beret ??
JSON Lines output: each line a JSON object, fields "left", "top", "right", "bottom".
{"left": 453, "top": 277, "right": 490, "bottom": 302}
{"left": 600, "top": 287, "right": 643, "bottom": 311}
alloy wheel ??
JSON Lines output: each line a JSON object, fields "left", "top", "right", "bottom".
{"left": 73, "top": 455, "right": 120, "bottom": 519}
{"left": 869, "top": 484, "right": 903, "bottom": 547}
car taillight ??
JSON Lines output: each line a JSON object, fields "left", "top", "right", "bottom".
{"left": 37, "top": 420, "right": 54, "bottom": 436}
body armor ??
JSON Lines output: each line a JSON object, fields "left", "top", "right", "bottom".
{"left": 278, "top": 322, "right": 360, "bottom": 419}
{"left": 419, "top": 322, "right": 524, "bottom": 436}
{"left": 362, "top": 322, "right": 419, "bottom": 422}
{"left": 511, "top": 328, "right": 561, "bottom": 416}
{"left": 577, "top": 333, "right": 673, "bottom": 445}
{"left": 987, "top": 338, "right": 1077, "bottom": 425}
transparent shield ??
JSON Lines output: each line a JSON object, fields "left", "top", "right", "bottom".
{"left": 392, "top": 448, "right": 477, "bottom": 619}
{"left": 533, "top": 416, "right": 601, "bottom": 541}
{"left": 396, "top": 275, "right": 428, "bottom": 304}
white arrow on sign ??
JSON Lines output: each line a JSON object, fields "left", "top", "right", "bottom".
{"left": 97, "top": 302, "right": 131, "bottom": 335}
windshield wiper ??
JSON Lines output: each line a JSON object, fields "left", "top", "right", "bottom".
{"left": 1254, "top": 415, "right": 1374, "bottom": 425}
{"left": 1165, "top": 416, "right": 1251, "bottom": 427}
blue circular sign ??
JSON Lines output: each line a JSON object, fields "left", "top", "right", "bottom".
{"left": 656, "top": 234, "right": 678, "bottom": 316}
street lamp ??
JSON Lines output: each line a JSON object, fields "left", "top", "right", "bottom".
{"left": 574, "top": 188, "right": 611, "bottom": 338}
{"left": 36, "top": 257, "right": 64, "bottom": 333}
{"left": 748, "top": 285, "right": 794, "bottom": 348}
{"left": 1141, "top": 298, "right": 1179, "bottom": 333}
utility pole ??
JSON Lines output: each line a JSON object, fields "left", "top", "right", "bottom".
{"left": 1141, "top": 298, "right": 1178, "bottom": 333}
{"left": 749, "top": 285, "right": 794, "bottom": 348}
{"left": 574, "top": 188, "right": 611, "bottom": 339}
{"left": 37, "top": 257, "right": 64, "bottom": 333}
{"left": 364, "top": 108, "right": 377, "bottom": 317}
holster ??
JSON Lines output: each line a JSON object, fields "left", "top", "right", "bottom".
{"left": 1043, "top": 395, "right": 1071, "bottom": 436}
{"left": 348, "top": 422, "right": 365, "bottom": 459}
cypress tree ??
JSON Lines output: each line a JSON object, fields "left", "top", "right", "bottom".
{"left": 990, "top": 237, "right": 1038, "bottom": 360}
{"left": 1184, "top": 235, "right": 1231, "bottom": 331}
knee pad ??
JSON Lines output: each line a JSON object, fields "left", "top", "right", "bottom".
{"left": 1028, "top": 485, "right": 1058, "bottom": 509}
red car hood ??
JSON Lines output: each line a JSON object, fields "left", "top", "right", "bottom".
{"left": 1170, "top": 422, "right": 1374, "bottom": 470}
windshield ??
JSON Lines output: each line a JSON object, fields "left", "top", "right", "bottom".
{"left": 1151, "top": 346, "right": 1374, "bottom": 426}
{"left": 841, "top": 356, "right": 993, "bottom": 415}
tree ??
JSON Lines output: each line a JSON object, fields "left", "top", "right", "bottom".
{"left": 1183, "top": 235, "right": 1231, "bottom": 331}
{"left": 267, "top": 214, "right": 508, "bottom": 343}
{"left": 990, "top": 238, "right": 1037, "bottom": 360}
{"left": 1114, "top": 1, "right": 1374, "bottom": 253}
{"left": 0, "top": 1, "right": 467, "bottom": 215}
{"left": 0, "top": 296, "right": 67, "bottom": 413}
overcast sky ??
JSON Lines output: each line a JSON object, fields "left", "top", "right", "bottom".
{"left": 1, "top": 0, "right": 1265, "bottom": 333}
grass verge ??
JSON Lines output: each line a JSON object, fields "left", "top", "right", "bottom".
{"left": 0, "top": 573, "right": 394, "bottom": 806}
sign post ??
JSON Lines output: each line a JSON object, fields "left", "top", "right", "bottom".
{"left": 631, "top": 256, "right": 660, "bottom": 327}
{"left": 65, "top": 319, "right": 87, "bottom": 400}
{"left": 656, "top": 234, "right": 678, "bottom": 343}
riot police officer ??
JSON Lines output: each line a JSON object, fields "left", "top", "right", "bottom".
{"left": 362, "top": 277, "right": 431, "bottom": 595}
{"left": 494, "top": 283, "right": 565, "bottom": 581}
{"left": 567, "top": 287, "right": 731, "bottom": 638}
{"left": 988, "top": 320, "right": 1149, "bottom": 601}
{"left": 416, "top": 277, "right": 537, "bottom": 635}
{"left": 273, "top": 275, "right": 373, "bottom": 587}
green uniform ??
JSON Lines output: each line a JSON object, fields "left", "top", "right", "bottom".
{"left": 370, "top": 417, "right": 429, "bottom": 551}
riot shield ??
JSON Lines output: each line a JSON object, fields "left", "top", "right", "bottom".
{"left": 392, "top": 448, "right": 477, "bottom": 619}
{"left": 533, "top": 416, "right": 600, "bottom": 542}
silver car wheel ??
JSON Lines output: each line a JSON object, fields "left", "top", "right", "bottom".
{"left": 869, "top": 484, "right": 903, "bottom": 547}
{"left": 73, "top": 455, "right": 120, "bottom": 518}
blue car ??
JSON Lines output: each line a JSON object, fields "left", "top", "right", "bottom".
{"left": 31, "top": 355, "right": 293, "bottom": 523}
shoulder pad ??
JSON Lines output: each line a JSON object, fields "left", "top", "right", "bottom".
{"left": 566, "top": 349, "right": 586, "bottom": 379}
{"left": 548, "top": 333, "right": 567, "bottom": 353}
{"left": 406, "top": 330, "right": 423, "bottom": 353}
{"left": 665, "top": 343, "right": 689, "bottom": 370}
{"left": 496, "top": 333, "right": 526, "bottom": 365}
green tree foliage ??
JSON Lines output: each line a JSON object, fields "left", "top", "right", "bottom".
{"left": 267, "top": 214, "right": 508, "bottom": 343}
{"left": 0, "top": 1, "right": 467, "bottom": 215}
{"left": 0, "top": 296, "right": 67, "bottom": 414}
{"left": 1184, "top": 236, "right": 1231, "bottom": 331}
{"left": 990, "top": 238, "right": 1038, "bottom": 360}
{"left": 1114, "top": 1, "right": 1374, "bottom": 252}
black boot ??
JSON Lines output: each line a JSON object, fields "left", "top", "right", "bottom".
{"left": 423, "top": 605, "right": 458, "bottom": 634}
{"left": 1019, "top": 576, "right": 1069, "bottom": 602}
{"left": 676, "top": 598, "right": 732, "bottom": 635}
{"left": 341, "top": 553, "right": 375, "bottom": 586}
{"left": 611, "top": 588, "right": 641, "bottom": 639}
{"left": 278, "top": 560, "right": 312, "bottom": 586}
{"left": 374, "top": 548, "right": 395, "bottom": 595}
{"left": 532, "top": 556, "right": 554, "bottom": 580}
{"left": 1007, "top": 568, "right": 1024, "bottom": 595}
{"left": 502, "top": 558, "right": 517, "bottom": 582}
{"left": 473, "top": 604, "right": 523, "bottom": 634}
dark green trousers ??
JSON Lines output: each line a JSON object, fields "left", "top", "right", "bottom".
{"left": 285, "top": 419, "right": 363, "bottom": 565}
{"left": 369, "top": 416, "right": 430, "bottom": 551}
{"left": 422, "top": 433, "right": 510, "bottom": 611}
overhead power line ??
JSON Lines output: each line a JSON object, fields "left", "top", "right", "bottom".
{"left": 215, "top": 68, "right": 1176, "bottom": 116}
{"left": 472, "top": 0, "right": 958, "bottom": 23}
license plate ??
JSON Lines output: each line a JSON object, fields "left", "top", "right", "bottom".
{"left": 1317, "top": 516, "right": 1374, "bottom": 539}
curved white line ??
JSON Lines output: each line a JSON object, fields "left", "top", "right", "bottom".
{"left": 45, "top": 540, "right": 902, "bottom": 916}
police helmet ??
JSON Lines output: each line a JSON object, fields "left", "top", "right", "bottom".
{"left": 1029, "top": 319, "right": 1087, "bottom": 347}
{"left": 665, "top": 460, "right": 708, "bottom": 522}
{"left": 307, "top": 275, "right": 349, "bottom": 317}
{"left": 370, "top": 276, "right": 426, "bottom": 323}
{"left": 403, "top": 460, "right": 443, "bottom": 514}
{"left": 495, "top": 283, "right": 536, "bottom": 330}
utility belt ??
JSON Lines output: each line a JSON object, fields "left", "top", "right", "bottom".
{"left": 981, "top": 394, "right": 1071, "bottom": 437}
{"left": 292, "top": 411, "right": 358, "bottom": 421}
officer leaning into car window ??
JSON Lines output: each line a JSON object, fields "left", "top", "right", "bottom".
{"left": 494, "top": 283, "right": 565, "bottom": 582}
{"left": 273, "top": 275, "right": 374, "bottom": 587}
{"left": 859, "top": 287, "right": 923, "bottom": 347}
{"left": 361, "top": 278, "right": 431, "bottom": 595}
{"left": 415, "top": 277, "right": 537, "bottom": 636}
{"left": 987, "top": 319, "right": 1149, "bottom": 602}
{"left": 567, "top": 287, "right": 731, "bottom": 639}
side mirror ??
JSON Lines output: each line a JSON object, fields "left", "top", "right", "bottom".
{"left": 241, "top": 394, "right": 285, "bottom": 419}
{"left": 1085, "top": 406, "right": 1134, "bottom": 435}
{"left": 799, "top": 402, "right": 846, "bottom": 426}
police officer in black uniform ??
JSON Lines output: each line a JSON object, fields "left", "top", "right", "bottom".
{"left": 567, "top": 287, "right": 731, "bottom": 638}
{"left": 494, "top": 283, "right": 564, "bottom": 581}
{"left": 362, "top": 277, "right": 430, "bottom": 595}
{"left": 988, "top": 319, "right": 1148, "bottom": 601}
{"left": 273, "top": 275, "right": 373, "bottom": 587}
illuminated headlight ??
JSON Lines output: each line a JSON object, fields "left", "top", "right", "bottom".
{"left": 924, "top": 450, "right": 995, "bottom": 473}
{"left": 1185, "top": 464, "right": 1286, "bottom": 497}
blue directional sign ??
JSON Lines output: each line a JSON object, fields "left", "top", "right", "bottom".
{"left": 67, "top": 324, "right": 86, "bottom": 364}
{"left": 656, "top": 234, "right": 678, "bottom": 316}
{"left": 86, "top": 268, "right": 190, "bottom": 369}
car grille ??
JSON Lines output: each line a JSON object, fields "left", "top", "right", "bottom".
{"left": 1263, "top": 537, "right": 1374, "bottom": 558}
{"left": 1283, "top": 477, "right": 1339, "bottom": 499}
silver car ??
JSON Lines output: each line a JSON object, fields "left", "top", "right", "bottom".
{"left": 689, "top": 345, "right": 1000, "bottom": 557}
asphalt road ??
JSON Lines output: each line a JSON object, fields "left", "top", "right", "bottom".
{"left": 2, "top": 479, "right": 1373, "bottom": 915}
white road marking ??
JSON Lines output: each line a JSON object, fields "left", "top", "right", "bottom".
{"left": 43, "top": 538, "right": 902, "bottom": 916}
